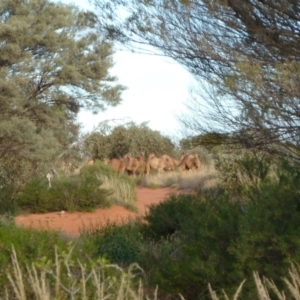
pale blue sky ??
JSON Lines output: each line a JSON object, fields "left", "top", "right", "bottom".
{"left": 60, "top": 0, "right": 193, "bottom": 138}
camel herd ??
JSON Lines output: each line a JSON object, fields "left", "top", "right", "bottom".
{"left": 101, "top": 152, "right": 201, "bottom": 177}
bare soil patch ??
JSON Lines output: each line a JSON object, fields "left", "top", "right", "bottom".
{"left": 15, "top": 187, "right": 177, "bottom": 238}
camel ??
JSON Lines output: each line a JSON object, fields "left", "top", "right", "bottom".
{"left": 146, "top": 153, "right": 173, "bottom": 175}
{"left": 178, "top": 152, "right": 201, "bottom": 172}
{"left": 160, "top": 154, "right": 181, "bottom": 171}
{"left": 128, "top": 151, "right": 146, "bottom": 177}
{"left": 103, "top": 153, "right": 133, "bottom": 175}
{"left": 86, "top": 159, "right": 95, "bottom": 166}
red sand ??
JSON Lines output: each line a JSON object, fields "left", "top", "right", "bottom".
{"left": 15, "top": 187, "right": 177, "bottom": 238}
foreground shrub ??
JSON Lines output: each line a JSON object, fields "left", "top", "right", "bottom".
{"left": 0, "top": 185, "right": 16, "bottom": 215}
{"left": 138, "top": 160, "right": 300, "bottom": 299}
{"left": 3, "top": 245, "right": 157, "bottom": 300}
{"left": 0, "top": 219, "right": 67, "bottom": 289}
{"left": 210, "top": 262, "right": 300, "bottom": 300}
{"left": 140, "top": 191, "right": 243, "bottom": 299}
{"left": 90, "top": 220, "right": 144, "bottom": 267}
{"left": 233, "top": 160, "right": 300, "bottom": 291}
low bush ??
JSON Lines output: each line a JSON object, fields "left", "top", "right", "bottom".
{"left": 140, "top": 191, "right": 243, "bottom": 299}
{"left": 137, "top": 160, "right": 300, "bottom": 299}
{"left": 16, "top": 174, "right": 112, "bottom": 213}
{"left": 16, "top": 161, "right": 137, "bottom": 214}
{"left": 81, "top": 161, "right": 137, "bottom": 209}
{"left": 0, "top": 185, "right": 17, "bottom": 215}
{"left": 232, "top": 160, "right": 300, "bottom": 294}
{"left": 1, "top": 241, "right": 151, "bottom": 300}
{"left": 92, "top": 220, "right": 144, "bottom": 267}
{"left": 0, "top": 219, "right": 68, "bottom": 289}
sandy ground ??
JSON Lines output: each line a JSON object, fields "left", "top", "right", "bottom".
{"left": 15, "top": 187, "right": 176, "bottom": 238}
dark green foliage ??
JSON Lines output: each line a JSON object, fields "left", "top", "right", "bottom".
{"left": 141, "top": 191, "right": 243, "bottom": 299}
{"left": 0, "top": 185, "right": 16, "bottom": 215}
{"left": 135, "top": 160, "right": 300, "bottom": 299}
{"left": 94, "top": 220, "right": 143, "bottom": 266}
{"left": 16, "top": 171, "right": 112, "bottom": 213}
{"left": 142, "top": 193, "right": 199, "bottom": 239}
{"left": 234, "top": 160, "right": 300, "bottom": 286}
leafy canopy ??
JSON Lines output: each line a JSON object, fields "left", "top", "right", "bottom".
{"left": 93, "top": 0, "right": 300, "bottom": 159}
{"left": 0, "top": 0, "right": 126, "bottom": 188}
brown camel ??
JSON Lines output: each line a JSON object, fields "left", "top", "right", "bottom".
{"left": 103, "top": 153, "right": 133, "bottom": 175}
{"left": 128, "top": 151, "right": 146, "bottom": 177}
{"left": 178, "top": 152, "right": 201, "bottom": 171}
{"left": 146, "top": 153, "right": 173, "bottom": 175}
{"left": 86, "top": 159, "right": 95, "bottom": 166}
{"left": 160, "top": 154, "right": 182, "bottom": 171}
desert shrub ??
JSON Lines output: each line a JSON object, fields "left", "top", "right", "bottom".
{"left": 0, "top": 221, "right": 153, "bottom": 299}
{"left": 189, "top": 145, "right": 215, "bottom": 167}
{"left": 79, "top": 159, "right": 119, "bottom": 178}
{"left": 93, "top": 220, "right": 144, "bottom": 267}
{"left": 141, "top": 193, "right": 198, "bottom": 239}
{"left": 213, "top": 146, "right": 278, "bottom": 194}
{"left": 0, "top": 185, "right": 16, "bottom": 215}
{"left": 0, "top": 234, "right": 151, "bottom": 300}
{"left": 16, "top": 170, "right": 112, "bottom": 213}
{"left": 232, "top": 160, "right": 300, "bottom": 292}
{"left": 0, "top": 221, "right": 67, "bottom": 289}
{"left": 139, "top": 190, "right": 243, "bottom": 299}
{"left": 137, "top": 159, "right": 300, "bottom": 299}
{"left": 81, "top": 161, "right": 137, "bottom": 210}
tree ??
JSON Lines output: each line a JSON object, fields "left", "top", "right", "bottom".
{"left": 85, "top": 122, "right": 176, "bottom": 160}
{"left": 93, "top": 0, "right": 300, "bottom": 159}
{"left": 0, "top": 0, "right": 125, "bottom": 189}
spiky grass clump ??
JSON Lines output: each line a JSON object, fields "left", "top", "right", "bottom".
{"left": 4, "top": 246, "right": 159, "bottom": 300}
{"left": 209, "top": 262, "right": 300, "bottom": 299}
{"left": 96, "top": 174, "right": 137, "bottom": 211}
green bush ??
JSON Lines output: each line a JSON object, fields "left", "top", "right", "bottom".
{"left": 81, "top": 161, "right": 137, "bottom": 210}
{"left": 141, "top": 193, "right": 199, "bottom": 239}
{"left": 93, "top": 220, "right": 144, "bottom": 267}
{"left": 233, "top": 160, "right": 300, "bottom": 291}
{"left": 16, "top": 170, "right": 112, "bottom": 213}
{"left": 137, "top": 159, "right": 300, "bottom": 299}
{"left": 0, "top": 220, "right": 68, "bottom": 289}
{"left": 0, "top": 185, "right": 16, "bottom": 215}
{"left": 140, "top": 191, "right": 243, "bottom": 299}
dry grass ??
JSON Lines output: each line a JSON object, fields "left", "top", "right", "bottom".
{"left": 96, "top": 174, "right": 137, "bottom": 210}
{"left": 4, "top": 246, "right": 159, "bottom": 300}
{"left": 5, "top": 247, "right": 300, "bottom": 299}
{"left": 209, "top": 262, "right": 300, "bottom": 300}
{"left": 141, "top": 165, "right": 219, "bottom": 191}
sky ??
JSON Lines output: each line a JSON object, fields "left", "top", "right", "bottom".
{"left": 60, "top": 0, "right": 194, "bottom": 139}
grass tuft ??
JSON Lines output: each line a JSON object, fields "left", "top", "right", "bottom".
{"left": 140, "top": 165, "right": 218, "bottom": 191}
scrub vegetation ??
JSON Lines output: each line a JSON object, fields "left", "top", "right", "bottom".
{"left": 1, "top": 0, "right": 300, "bottom": 299}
